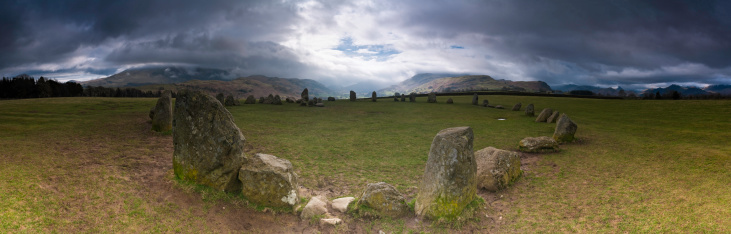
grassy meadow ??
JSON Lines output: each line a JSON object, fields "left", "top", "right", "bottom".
{"left": 1, "top": 95, "right": 729, "bottom": 232}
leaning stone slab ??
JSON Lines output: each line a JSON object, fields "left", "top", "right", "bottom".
{"left": 301, "top": 196, "right": 328, "bottom": 220}
{"left": 475, "top": 147, "right": 522, "bottom": 192}
{"left": 415, "top": 127, "right": 477, "bottom": 219}
{"left": 518, "top": 136, "right": 559, "bottom": 153}
{"left": 355, "top": 182, "right": 409, "bottom": 218}
{"left": 535, "top": 108, "right": 553, "bottom": 122}
{"left": 332, "top": 197, "right": 355, "bottom": 213}
{"left": 173, "top": 90, "right": 247, "bottom": 192}
{"left": 525, "top": 104, "right": 534, "bottom": 116}
{"left": 512, "top": 103, "right": 522, "bottom": 111}
{"left": 151, "top": 90, "right": 173, "bottom": 132}
{"left": 547, "top": 111, "right": 560, "bottom": 123}
{"left": 553, "top": 114, "right": 578, "bottom": 143}
{"left": 239, "top": 153, "right": 298, "bottom": 209}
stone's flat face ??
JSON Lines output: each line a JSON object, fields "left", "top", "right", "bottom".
{"left": 553, "top": 114, "right": 578, "bottom": 143}
{"left": 518, "top": 136, "right": 559, "bottom": 153}
{"left": 356, "top": 182, "right": 409, "bottom": 218}
{"left": 301, "top": 196, "right": 328, "bottom": 220}
{"left": 535, "top": 108, "right": 553, "bottom": 122}
{"left": 415, "top": 127, "right": 477, "bottom": 219}
{"left": 349, "top": 91, "right": 356, "bottom": 101}
{"left": 427, "top": 92, "right": 437, "bottom": 103}
{"left": 239, "top": 153, "right": 299, "bottom": 209}
{"left": 475, "top": 147, "right": 522, "bottom": 192}
{"left": 512, "top": 103, "right": 522, "bottom": 111}
{"left": 332, "top": 197, "right": 355, "bottom": 213}
{"left": 372, "top": 91, "right": 377, "bottom": 102}
{"left": 151, "top": 90, "right": 173, "bottom": 132}
{"left": 547, "top": 111, "right": 560, "bottom": 123}
{"left": 172, "top": 90, "right": 247, "bottom": 193}
{"left": 409, "top": 93, "right": 416, "bottom": 102}
{"left": 525, "top": 104, "right": 535, "bottom": 116}
{"left": 301, "top": 88, "right": 309, "bottom": 101}
{"left": 472, "top": 93, "right": 479, "bottom": 105}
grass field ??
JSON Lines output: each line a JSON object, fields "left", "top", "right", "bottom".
{"left": 1, "top": 96, "right": 729, "bottom": 232}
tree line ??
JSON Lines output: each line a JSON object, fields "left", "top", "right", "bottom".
{"left": 1, "top": 76, "right": 168, "bottom": 99}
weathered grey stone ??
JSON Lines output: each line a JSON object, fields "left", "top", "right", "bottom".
{"left": 394, "top": 96, "right": 399, "bottom": 101}
{"left": 512, "top": 103, "right": 522, "bottom": 111}
{"left": 446, "top": 98, "right": 454, "bottom": 104}
{"left": 518, "top": 136, "right": 559, "bottom": 153}
{"left": 273, "top": 95, "right": 283, "bottom": 105}
{"left": 427, "top": 92, "right": 437, "bottom": 103}
{"left": 355, "top": 182, "right": 409, "bottom": 218}
{"left": 332, "top": 197, "right": 355, "bottom": 213}
{"left": 482, "top": 99, "right": 489, "bottom": 107}
{"left": 495, "top": 105, "right": 504, "bottom": 109}
{"left": 472, "top": 93, "right": 479, "bottom": 105}
{"left": 415, "top": 127, "right": 477, "bottom": 219}
{"left": 475, "top": 147, "right": 522, "bottom": 192}
{"left": 320, "top": 218, "right": 342, "bottom": 226}
{"left": 151, "top": 90, "right": 173, "bottom": 132}
{"left": 535, "top": 108, "right": 553, "bottom": 122}
{"left": 262, "top": 94, "right": 274, "bottom": 104}
{"left": 149, "top": 106, "right": 155, "bottom": 120}
{"left": 525, "top": 104, "right": 535, "bottom": 116}
{"left": 301, "top": 88, "right": 309, "bottom": 102}
{"left": 372, "top": 91, "right": 377, "bottom": 102}
{"left": 173, "top": 90, "right": 247, "bottom": 192}
{"left": 224, "top": 95, "right": 236, "bottom": 106}
{"left": 553, "top": 114, "right": 577, "bottom": 143}
{"left": 409, "top": 92, "right": 416, "bottom": 102}
{"left": 547, "top": 111, "right": 560, "bottom": 123}
{"left": 244, "top": 95, "right": 256, "bottom": 104}
{"left": 286, "top": 97, "right": 296, "bottom": 103}
{"left": 327, "top": 97, "right": 335, "bottom": 101}
{"left": 349, "top": 90, "right": 356, "bottom": 101}
{"left": 315, "top": 103, "right": 325, "bottom": 107}
{"left": 216, "top": 93, "right": 225, "bottom": 104}
{"left": 301, "top": 196, "right": 328, "bottom": 220}
{"left": 258, "top": 96, "right": 265, "bottom": 104}
{"left": 307, "top": 99, "right": 315, "bottom": 107}
{"left": 239, "top": 153, "right": 298, "bottom": 208}
{"left": 401, "top": 94, "right": 406, "bottom": 102}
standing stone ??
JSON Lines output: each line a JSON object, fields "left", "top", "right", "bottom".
{"left": 401, "top": 94, "right": 406, "bottom": 102}
{"left": 224, "top": 95, "right": 236, "bottom": 106}
{"left": 371, "top": 91, "right": 377, "bottom": 102}
{"left": 535, "top": 108, "right": 553, "bottom": 122}
{"left": 553, "top": 114, "right": 578, "bottom": 143}
{"left": 151, "top": 90, "right": 173, "bottom": 132}
{"left": 547, "top": 111, "right": 560, "bottom": 123}
{"left": 427, "top": 92, "right": 437, "bottom": 103}
{"left": 216, "top": 93, "right": 225, "bottom": 104}
{"left": 172, "top": 90, "right": 247, "bottom": 192}
{"left": 307, "top": 99, "right": 315, "bottom": 107}
{"left": 415, "top": 127, "right": 477, "bottom": 219}
{"left": 349, "top": 90, "right": 356, "bottom": 101}
{"left": 394, "top": 97, "right": 399, "bottom": 101}
{"left": 258, "top": 97, "right": 265, "bottom": 104}
{"left": 409, "top": 93, "right": 416, "bottom": 102}
{"left": 395, "top": 92, "right": 400, "bottom": 97}
{"left": 273, "top": 95, "right": 283, "bottom": 105}
{"left": 525, "top": 104, "right": 535, "bottom": 116}
{"left": 472, "top": 93, "right": 479, "bottom": 105}
{"left": 301, "top": 88, "right": 309, "bottom": 102}
{"left": 355, "top": 182, "right": 409, "bottom": 218}
{"left": 327, "top": 97, "right": 336, "bottom": 101}
{"left": 518, "top": 136, "right": 559, "bottom": 153}
{"left": 149, "top": 106, "right": 155, "bottom": 120}
{"left": 511, "top": 103, "right": 522, "bottom": 111}
{"left": 286, "top": 97, "right": 296, "bottom": 103}
{"left": 446, "top": 98, "right": 454, "bottom": 104}
{"left": 238, "top": 153, "right": 298, "bottom": 209}
{"left": 475, "top": 147, "right": 522, "bottom": 192}
{"left": 482, "top": 99, "right": 489, "bottom": 107}
{"left": 244, "top": 95, "right": 256, "bottom": 104}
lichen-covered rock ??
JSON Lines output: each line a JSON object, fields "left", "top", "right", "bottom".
{"left": 273, "top": 95, "right": 283, "bottom": 105}
{"left": 427, "top": 92, "right": 437, "bottom": 103}
{"left": 446, "top": 98, "right": 454, "bottom": 104}
{"left": 547, "top": 111, "right": 560, "bottom": 123}
{"left": 472, "top": 93, "right": 479, "bottom": 105}
{"left": 349, "top": 90, "right": 356, "bottom": 101}
{"left": 512, "top": 103, "right": 522, "bottom": 111}
{"left": 482, "top": 99, "right": 489, "bottom": 107}
{"left": 475, "top": 147, "right": 522, "bottom": 192}
{"left": 216, "top": 93, "right": 225, "bottom": 104}
{"left": 332, "top": 197, "right": 355, "bottom": 213}
{"left": 173, "top": 90, "right": 247, "bottom": 192}
{"left": 355, "top": 182, "right": 409, "bottom": 218}
{"left": 409, "top": 93, "right": 416, "bottom": 102}
{"left": 415, "top": 127, "right": 477, "bottom": 219}
{"left": 301, "top": 196, "right": 328, "bottom": 220}
{"left": 553, "top": 114, "right": 577, "bottom": 143}
{"left": 301, "top": 88, "right": 309, "bottom": 102}
{"left": 151, "top": 90, "right": 173, "bottom": 132}
{"left": 372, "top": 91, "right": 377, "bottom": 102}
{"left": 224, "top": 95, "right": 236, "bottom": 106}
{"left": 518, "top": 136, "right": 559, "bottom": 153}
{"left": 535, "top": 108, "right": 553, "bottom": 122}
{"left": 244, "top": 95, "right": 256, "bottom": 104}
{"left": 239, "top": 153, "right": 298, "bottom": 209}
{"left": 525, "top": 104, "right": 535, "bottom": 116}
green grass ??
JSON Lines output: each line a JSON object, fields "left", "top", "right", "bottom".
{"left": 1, "top": 95, "right": 729, "bottom": 232}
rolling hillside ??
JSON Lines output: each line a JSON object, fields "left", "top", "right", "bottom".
{"left": 82, "top": 67, "right": 233, "bottom": 87}
{"left": 379, "top": 74, "right": 552, "bottom": 95}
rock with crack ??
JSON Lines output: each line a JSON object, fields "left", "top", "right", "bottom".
{"left": 172, "top": 90, "right": 247, "bottom": 192}
{"left": 238, "top": 153, "right": 299, "bottom": 209}
{"left": 355, "top": 182, "right": 409, "bottom": 218}
{"left": 518, "top": 136, "right": 559, "bottom": 153}
{"left": 475, "top": 147, "right": 522, "bottom": 192}
{"left": 553, "top": 114, "right": 578, "bottom": 143}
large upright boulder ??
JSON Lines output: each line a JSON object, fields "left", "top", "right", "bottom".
{"left": 409, "top": 92, "right": 416, "bottom": 102}
{"left": 172, "top": 90, "right": 247, "bottom": 192}
{"left": 415, "top": 127, "right": 477, "bottom": 219}
{"left": 553, "top": 114, "right": 577, "bottom": 143}
{"left": 547, "top": 111, "right": 560, "bottom": 123}
{"left": 151, "top": 90, "right": 173, "bottom": 132}
{"left": 263, "top": 94, "right": 274, "bottom": 104}
{"left": 446, "top": 98, "right": 454, "bottom": 104}
{"left": 401, "top": 94, "right": 406, "bottom": 102}
{"left": 355, "top": 182, "right": 409, "bottom": 218}
{"left": 482, "top": 99, "right": 489, "bottom": 107}
{"left": 472, "top": 93, "right": 479, "bottom": 105}
{"left": 286, "top": 97, "right": 296, "bottom": 103}
{"left": 216, "top": 93, "right": 225, "bottom": 104}
{"left": 349, "top": 90, "right": 356, "bottom": 101}
{"left": 224, "top": 95, "right": 236, "bottom": 106}
{"left": 525, "top": 104, "right": 535, "bottom": 116}
{"left": 427, "top": 92, "right": 437, "bottom": 103}
{"left": 475, "top": 147, "right": 522, "bottom": 192}
{"left": 273, "top": 95, "right": 283, "bottom": 105}
{"left": 535, "top": 108, "right": 553, "bottom": 122}
{"left": 244, "top": 95, "right": 256, "bottom": 104}
{"left": 372, "top": 91, "right": 377, "bottom": 102}
{"left": 238, "top": 153, "right": 298, "bottom": 208}
{"left": 511, "top": 103, "right": 522, "bottom": 111}
{"left": 301, "top": 88, "right": 309, "bottom": 102}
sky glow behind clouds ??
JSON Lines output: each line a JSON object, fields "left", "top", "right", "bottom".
{"left": 1, "top": 0, "right": 730, "bottom": 90}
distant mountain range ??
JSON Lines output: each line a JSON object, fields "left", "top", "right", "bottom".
{"left": 82, "top": 67, "right": 234, "bottom": 87}
{"left": 378, "top": 73, "right": 552, "bottom": 95}
{"left": 553, "top": 84, "right": 731, "bottom": 97}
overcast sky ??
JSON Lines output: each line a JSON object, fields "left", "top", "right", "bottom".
{"left": 1, "top": 0, "right": 730, "bottom": 89}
